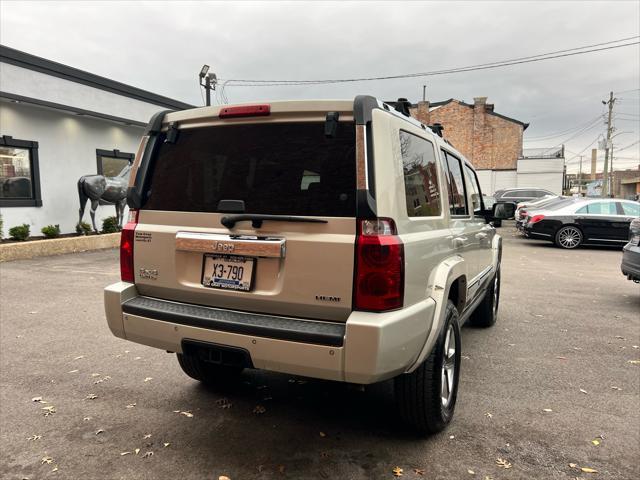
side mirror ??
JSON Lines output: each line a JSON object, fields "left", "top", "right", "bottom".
{"left": 492, "top": 202, "right": 516, "bottom": 220}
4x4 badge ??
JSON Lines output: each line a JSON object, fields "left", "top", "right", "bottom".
{"left": 139, "top": 268, "right": 158, "bottom": 280}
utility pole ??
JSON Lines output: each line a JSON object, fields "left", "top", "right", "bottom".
{"left": 601, "top": 91, "right": 615, "bottom": 197}
{"left": 422, "top": 85, "right": 426, "bottom": 102}
{"left": 578, "top": 155, "right": 583, "bottom": 195}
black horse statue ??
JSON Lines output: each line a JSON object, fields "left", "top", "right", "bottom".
{"left": 77, "top": 164, "right": 131, "bottom": 233}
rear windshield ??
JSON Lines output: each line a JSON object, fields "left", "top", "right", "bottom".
{"left": 143, "top": 122, "right": 356, "bottom": 217}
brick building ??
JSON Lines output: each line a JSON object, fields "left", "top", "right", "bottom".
{"left": 409, "top": 97, "right": 565, "bottom": 195}
{"left": 409, "top": 97, "right": 528, "bottom": 170}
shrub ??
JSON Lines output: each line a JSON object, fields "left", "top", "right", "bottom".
{"left": 41, "top": 224, "right": 61, "bottom": 239}
{"left": 9, "top": 224, "right": 30, "bottom": 241}
{"left": 76, "top": 221, "right": 92, "bottom": 235}
{"left": 101, "top": 216, "right": 120, "bottom": 234}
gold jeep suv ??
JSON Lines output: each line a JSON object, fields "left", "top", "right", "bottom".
{"left": 104, "top": 96, "right": 502, "bottom": 434}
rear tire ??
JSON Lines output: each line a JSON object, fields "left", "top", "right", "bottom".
{"left": 469, "top": 264, "right": 500, "bottom": 328}
{"left": 176, "top": 353, "right": 243, "bottom": 384}
{"left": 554, "top": 225, "right": 583, "bottom": 249}
{"left": 394, "top": 300, "right": 461, "bottom": 435}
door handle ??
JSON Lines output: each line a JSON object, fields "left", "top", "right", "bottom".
{"left": 452, "top": 237, "right": 466, "bottom": 249}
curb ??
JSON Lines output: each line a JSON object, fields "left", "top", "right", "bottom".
{"left": 0, "top": 233, "right": 120, "bottom": 262}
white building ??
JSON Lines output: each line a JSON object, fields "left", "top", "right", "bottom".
{"left": 476, "top": 147, "right": 565, "bottom": 196}
{"left": 0, "top": 45, "right": 193, "bottom": 235}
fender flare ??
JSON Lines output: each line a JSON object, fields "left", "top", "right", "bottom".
{"left": 405, "top": 254, "right": 467, "bottom": 373}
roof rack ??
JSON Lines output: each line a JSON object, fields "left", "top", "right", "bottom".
{"left": 384, "top": 98, "right": 413, "bottom": 117}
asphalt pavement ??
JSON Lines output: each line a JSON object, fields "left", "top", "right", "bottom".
{"left": 1, "top": 225, "right": 639, "bottom": 480}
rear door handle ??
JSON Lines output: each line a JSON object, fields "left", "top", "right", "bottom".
{"left": 452, "top": 237, "right": 466, "bottom": 249}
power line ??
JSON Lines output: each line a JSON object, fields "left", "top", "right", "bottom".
{"left": 220, "top": 36, "right": 639, "bottom": 87}
{"left": 524, "top": 115, "right": 604, "bottom": 141}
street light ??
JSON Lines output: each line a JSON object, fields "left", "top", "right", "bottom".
{"left": 198, "top": 64, "right": 216, "bottom": 106}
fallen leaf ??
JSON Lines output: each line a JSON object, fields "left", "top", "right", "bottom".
{"left": 95, "top": 429, "right": 104, "bottom": 435}
{"left": 569, "top": 463, "right": 578, "bottom": 469}
{"left": 484, "top": 412, "right": 493, "bottom": 418}
{"left": 29, "top": 311, "right": 38, "bottom": 314}
{"left": 615, "top": 335, "right": 625, "bottom": 340}
{"left": 73, "top": 355, "right": 85, "bottom": 360}
{"left": 253, "top": 405, "right": 266, "bottom": 414}
{"left": 627, "top": 360, "right": 640, "bottom": 365}
{"left": 468, "top": 469, "right": 475, "bottom": 475}
{"left": 51, "top": 466, "right": 58, "bottom": 473}
{"left": 83, "top": 417, "right": 91, "bottom": 421}
{"left": 67, "top": 370, "right": 79, "bottom": 373}
{"left": 219, "top": 477, "right": 231, "bottom": 480}
{"left": 632, "top": 345, "right": 639, "bottom": 349}
{"left": 496, "top": 458, "right": 512, "bottom": 469}
{"left": 556, "top": 356, "right": 567, "bottom": 360}
{"left": 180, "top": 411, "right": 194, "bottom": 418}
{"left": 32, "top": 396, "right": 43, "bottom": 402}
{"left": 581, "top": 467, "right": 598, "bottom": 473}
{"left": 392, "top": 467, "right": 403, "bottom": 477}
{"left": 319, "top": 431, "right": 326, "bottom": 437}
{"left": 611, "top": 386, "right": 622, "bottom": 391}
{"left": 579, "top": 388, "right": 588, "bottom": 394}
{"left": 85, "top": 394, "right": 97, "bottom": 400}
{"left": 91, "top": 373, "right": 101, "bottom": 377}
{"left": 591, "top": 439, "right": 600, "bottom": 446}
{"left": 41, "top": 456, "right": 53, "bottom": 465}
{"left": 413, "top": 468, "right": 425, "bottom": 475}
{"left": 143, "top": 434, "right": 152, "bottom": 439}
{"left": 449, "top": 435, "right": 455, "bottom": 439}
{"left": 542, "top": 408, "right": 553, "bottom": 412}
{"left": 134, "top": 356, "right": 141, "bottom": 360}
{"left": 120, "top": 452, "right": 131, "bottom": 456}
{"left": 27, "top": 434, "right": 42, "bottom": 441}
{"left": 126, "top": 403, "right": 136, "bottom": 408}
{"left": 173, "top": 410, "right": 181, "bottom": 413}
{"left": 42, "top": 405, "right": 56, "bottom": 416}
{"left": 163, "top": 443, "right": 170, "bottom": 448}
{"left": 142, "top": 451, "right": 153, "bottom": 459}
{"left": 134, "top": 448, "right": 140, "bottom": 455}
{"left": 144, "top": 377, "right": 153, "bottom": 382}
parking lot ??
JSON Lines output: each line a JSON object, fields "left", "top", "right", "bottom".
{"left": 1, "top": 224, "right": 638, "bottom": 480}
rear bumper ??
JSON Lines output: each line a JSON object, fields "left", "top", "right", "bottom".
{"left": 621, "top": 243, "right": 640, "bottom": 281}
{"left": 105, "top": 282, "right": 436, "bottom": 384}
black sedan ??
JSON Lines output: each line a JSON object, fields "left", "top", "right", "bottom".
{"left": 621, "top": 217, "right": 640, "bottom": 282}
{"left": 522, "top": 198, "right": 640, "bottom": 249}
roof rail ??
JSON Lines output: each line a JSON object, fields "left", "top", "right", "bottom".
{"left": 384, "top": 98, "right": 412, "bottom": 117}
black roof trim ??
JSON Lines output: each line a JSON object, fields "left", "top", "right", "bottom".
{"left": 411, "top": 98, "right": 529, "bottom": 130}
{"left": 0, "top": 44, "right": 195, "bottom": 111}
{"left": 0, "top": 91, "right": 148, "bottom": 127}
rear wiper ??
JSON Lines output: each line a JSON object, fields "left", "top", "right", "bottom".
{"left": 221, "top": 214, "right": 329, "bottom": 229}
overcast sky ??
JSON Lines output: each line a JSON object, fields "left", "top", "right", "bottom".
{"left": 1, "top": 0, "right": 638, "bottom": 173}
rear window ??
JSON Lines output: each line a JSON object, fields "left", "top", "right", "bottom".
{"left": 143, "top": 122, "right": 356, "bottom": 216}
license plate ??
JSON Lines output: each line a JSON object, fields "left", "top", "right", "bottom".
{"left": 202, "top": 254, "right": 255, "bottom": 291}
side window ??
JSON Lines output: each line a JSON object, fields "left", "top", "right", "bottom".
{"left": 584, "top": 201, "right": 617, "bottom": 215}
{"left": 620, "top": 202, "right": 640, "bottom": 216}
{"left": 463, "top": 163, "right": 482, "bottom": 214}
{"left": 442, "top": 151, "right": 468, "bottom": 216}
{"left": 576, "top": 205, "right": 589, "bottom": 214}
{"left": 0, "top": 136, "right": 42, "bottom": 207}
{"left": 600, "top": 201, "right": 618, "bottom": 215}
{"left": 400, "top": 131, "right": 442, "bottom": 217}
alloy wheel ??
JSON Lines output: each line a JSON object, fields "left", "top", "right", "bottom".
{"left": 441, "top": 325, "right": 457, "bottom": 408}
{"left": 558, "top": 227, "right": 582, "bottom": 249}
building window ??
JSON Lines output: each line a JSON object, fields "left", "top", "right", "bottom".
{"left": 96, "top": 149, "right": 134, "bottom": 177}
{"left": 400, "top": 130, "right": 442, "bottom": 217}
{"left": 0, "top": 135, "right": 42, "bottom": 207}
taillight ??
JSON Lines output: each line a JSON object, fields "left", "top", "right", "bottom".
{"left": 219, "top": 104, "right": 270, "bottom": 119}
{"left": 354, "top": 218, "right": 404, "bottom": 312}
{"left": 120, "top": 209, "right": 138, "bottom": 283}
{"left": 530, "top": 214, "right": 545, "bottom": 224}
